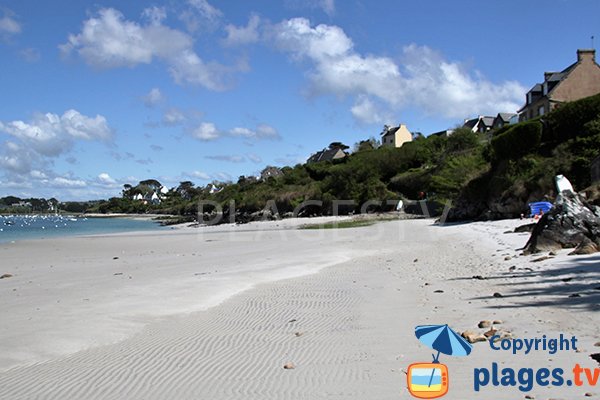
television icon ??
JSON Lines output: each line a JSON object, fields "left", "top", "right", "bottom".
{"left": 406, "top": 362, "right": 449, "bottom": 399}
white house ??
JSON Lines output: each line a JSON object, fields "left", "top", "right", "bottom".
{"left": 380, "top": 124, "right": 413, "bottom": 148}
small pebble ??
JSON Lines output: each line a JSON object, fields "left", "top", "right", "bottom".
{"left": 478, "top": 320, "right": 492, "bottom": 328}
{"left": 283, "top": 362, "right": 295, "bottom": 370}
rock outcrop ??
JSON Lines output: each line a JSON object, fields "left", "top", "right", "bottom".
{"left": 524, "top": 191, "right": 600, "bottom": 254}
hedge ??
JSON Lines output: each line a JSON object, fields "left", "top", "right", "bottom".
{"left": 543, "top": 93, "right": 600, "bottom": 142}
{"left": 491, "top": 120, "right": 543, "bottom": 161}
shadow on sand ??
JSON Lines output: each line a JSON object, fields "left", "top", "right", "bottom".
{"left": 463, "top": 254, "right": 600, "bottom": 312}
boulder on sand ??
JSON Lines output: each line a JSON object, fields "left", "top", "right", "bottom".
{"left": 524, "top": 190, "right": 600, "bottom": 255}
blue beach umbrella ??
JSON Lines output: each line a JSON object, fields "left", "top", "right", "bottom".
{"left": 414, "top": 324, "right": 473, "bottom": 387}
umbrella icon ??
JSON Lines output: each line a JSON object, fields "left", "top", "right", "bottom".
{"left": 414, "top": 324, "right": 473, "bottom": 388}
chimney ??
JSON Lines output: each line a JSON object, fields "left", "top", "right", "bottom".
{"left": 577, "top": 49, "right": 595, "bottom": 63}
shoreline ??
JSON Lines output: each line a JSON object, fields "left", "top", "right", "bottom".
{"left": 0, "top": 218, "right": 598, "bottom": 398}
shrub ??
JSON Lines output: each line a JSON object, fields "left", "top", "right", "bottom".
{"left": 543, "top": 93, "right": 600, "bottom": 142}
{"left": 491, "top": 120, "right": 542, "bottom": 161}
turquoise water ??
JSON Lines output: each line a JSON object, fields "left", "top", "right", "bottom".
{"left": 0, "top": 215, "right": 166, "bottom": 243}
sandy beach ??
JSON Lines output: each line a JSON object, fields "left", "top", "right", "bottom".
{"left": 0, "top": 217, "right": 598, "bottom": 399}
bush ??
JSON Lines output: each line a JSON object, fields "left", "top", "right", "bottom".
{"left": 544, "top": 93, "right": 600, "bottom": 142}
{"left": 445, "top": 128, "right": 480, "bottom": 153}
{"left": 491, "top": 120, "right": 542, "bottom": 161}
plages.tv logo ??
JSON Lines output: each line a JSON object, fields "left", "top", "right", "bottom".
{"left": 407, "top": 324, "right": 473, "bottom": 399}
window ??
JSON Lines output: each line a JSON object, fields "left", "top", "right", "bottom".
{"left": 538, "top": 105, "right": 545, "bottom": 116}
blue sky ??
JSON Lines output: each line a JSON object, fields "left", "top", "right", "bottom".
{"left": 0, "top": 0, "right": 598, "bottom": 200}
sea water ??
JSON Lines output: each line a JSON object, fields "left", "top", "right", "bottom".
{"left": 0, "top": 215, "right": 166, "bottom": 243}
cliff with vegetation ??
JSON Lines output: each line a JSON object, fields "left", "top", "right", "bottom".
{"left": 7, "top": 94, "right": 600, "bottom": 223}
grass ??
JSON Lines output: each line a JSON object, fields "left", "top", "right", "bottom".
{"left": 300, "top": 219, "right": 376, "bottom": 229}
{"left": 298, "top": 215, "right": 402, "bottom": 229}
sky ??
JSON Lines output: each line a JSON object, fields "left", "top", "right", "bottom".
{"left": 0, "top": 0, "right": 598, "bottom": 200}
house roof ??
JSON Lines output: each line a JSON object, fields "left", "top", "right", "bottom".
{"left": 307, "top": 148, "right": 346, "bottom": 163}
{"left": 463, "top": 118, "right": 479, "bottom": 129}
{"left": 496, "top": 113, "right": 517, "bottom": 122}
{"left": 481, "top": 116, "right": 495, "bottom": 127}
{"left": 381, "top": 126, "right": 400, "bottom": 137}
{"left": 529, "top": 83, "right": 543, "bottom": 93}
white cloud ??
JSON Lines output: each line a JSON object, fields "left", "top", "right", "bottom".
{"left": 98, "top": 172, "right": 116, "bottom": 185}
{"left": 141, "top": 6, "right": 167, "bottom": 26}
{"left": 180, "top": 0, "right": 222, "bottom": 32}
{"left": 286, "top": 0, "right": 336, "bottom": 16}
{"left": 0, "top": 142, "right": 36, "bottom": 174}
{"left": 271, "top": 18, "right": 525, "bottom": 122}
{"left": 351, "top": 95, "right": 392, "bottom": 125}
{"left": 142, "top": 88, "right": 163, "bottom": 107}
{"left": 398, "top": 44, "right": 526, "bottom": 118}
{"left": 191, "top": 122, "right": 280, "bottom": 141}
{"left": 0, "top": 11, "right": 20, "bottom": 36}
{"left": 30, "top": 170, "right": 48, "bottom": 179}
{"left": 51, "top": 177, "right": 87, "bottom": 188}
{"left": 162, "top": 108, "right": 186, "bottom": 125}
{"left": 205, "top": 155, "right": 245, "bottom": 163}
{"left": 0, "top": 109, "right": 112, "bottom": 157}
{"left": 247, "top": 153, "right": 262, "bottom": 163}
{"left": 19, "top": 48, "right": 41, "bottom": 62}
{"left": 319, "top": 0, "right": 335, "bottom": 15}
{"left": 188, "top": 170, "right": 211, "bottom": 180}
{"left": 231, "top": 124, "right": 280, "bottom": 140}
{"left": 213, "top": 172, "right": 232, "bottom": 181}
{"left": 192, "top": 122, "right": 220, "bottom": 140}
{"left": 61, "top": 8, "right": 234, "bottom": 91}
{"left": 223, "top": 14, "right": 261, "bottom": 46}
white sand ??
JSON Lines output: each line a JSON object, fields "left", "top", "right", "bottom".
{"left": 0, "top": 218, "right": 598, "bottom": 399}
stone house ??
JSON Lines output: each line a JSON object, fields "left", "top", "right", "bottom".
{"left": 519, "top": 49, "right": 600, "bottom": 121}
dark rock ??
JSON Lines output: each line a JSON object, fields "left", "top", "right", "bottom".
{"left": 472, "top": 275, "right": 486, "bottom": 280}
{"left": 478, "top": 320, "right": 492, "bottom": 328}
{"left": 492, "top": 292, "right": 503, "bottom": 298}
{"left": 569, "top": 237, "right": 599, "bottom": 255}
{"left": 433, "top": 290, "right": 444, "bottom": 293}
{"left": 531, "top": 256, "right": 553, "bottom": 262}
{"left": 524, "top": 191, "right": 600, "bottom": 255}
{"left": 0, "top": 273, "right": 13, "bottom": 279}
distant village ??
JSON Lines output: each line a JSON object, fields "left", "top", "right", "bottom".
{"left": 307, "top": 48, "right": 600, "bottom": 163}
{"left": 2, "top": 49, "right": 599, "bottom": 212}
